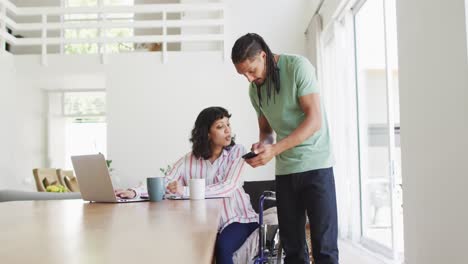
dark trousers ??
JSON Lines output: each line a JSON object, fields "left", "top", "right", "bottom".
{"left": 215, "top": 222, "right": 258, "bottom": 264}
{"left": 276, "top": 167, "right": 339, "bottom": 264}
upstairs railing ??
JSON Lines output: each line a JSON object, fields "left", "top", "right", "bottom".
{"left": 0, "top": 0, "right": 225, "bottom": 65}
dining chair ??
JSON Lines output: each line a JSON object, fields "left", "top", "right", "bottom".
{"left": 57, "top": 169, "right": 80, "bottom": 192}
{"left": 32, "top": 168, "right": 60, "bottom": 192}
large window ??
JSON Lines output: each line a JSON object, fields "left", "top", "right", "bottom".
{"left": 64, "top": 91, "right": 106, "bottom": 169}
{"left": 312, "top": 0, "right": 403, "bottom": 260}
{"left": 48, "top": 90, "right": 107, "bottom": 170}
{"left": 64, "top": 0, "right": 134, "bottom": 54}
{"left": 354, "top": 0, "right": 403, "bottom": 260}
{"left": 63, "top": 91, "right": 106, "bottom": 116}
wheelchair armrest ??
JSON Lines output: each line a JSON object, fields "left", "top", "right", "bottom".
{"left": 258, "top": 191, "right": 276, "bottom": 226}
{"left": 262, "top": 191, "right": 276, "bottom": 200}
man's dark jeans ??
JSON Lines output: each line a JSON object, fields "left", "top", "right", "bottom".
{"left": 276, "top": 167, "right": 339, "bottom": 264}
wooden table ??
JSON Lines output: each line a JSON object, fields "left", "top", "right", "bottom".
{"left": 0, "top": 199, "right": 221, "bottom": 264}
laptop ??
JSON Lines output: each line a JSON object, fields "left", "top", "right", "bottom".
{"left": 71, "top": 154, "right": 148, "bottom": 203}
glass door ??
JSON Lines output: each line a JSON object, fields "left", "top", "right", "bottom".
{"left": 353, "top": 0, "right": 403, "bottom": 259}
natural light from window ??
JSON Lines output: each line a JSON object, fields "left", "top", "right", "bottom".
{"left": 64, "top": 0, "right": 134, "bottom": 54}
{"left": 354, "top": 0, "right": 403, "bottom": 260}
{"left": 62, "top": 91, "right": 107, "bottom": 169}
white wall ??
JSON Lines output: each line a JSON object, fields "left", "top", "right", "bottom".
{"left": 0, "top": 55, "right": 105, "bottom": 191}
{"left": 12, "top": 55, "right": 106, "bottom": 190}
{"left": 12, "top": 61, "right": 48, "bottom": 190}
{"left": 225, "top": 0, "right": 311, "bottom": 58}
{"left": 0, "top": 54, "right": 18, "bottom": 189}
{"left": 396, "top": 0, "right": 468, "bottom": 263}
{"left": 0, "top": 53, "right": 48, "bottom": 191}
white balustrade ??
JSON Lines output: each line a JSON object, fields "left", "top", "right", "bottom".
{"left": 0, "top": 0, "right": 225, "bottom": 63}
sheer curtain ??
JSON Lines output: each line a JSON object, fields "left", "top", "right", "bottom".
{"left": 305, "top": 12, "right": 361, "bottom": 240}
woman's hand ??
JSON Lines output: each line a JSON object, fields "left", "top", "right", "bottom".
{"left": 114, "top": 189, "right": 136, "bottom": 199}
{"left": 166, "top": 181, "right": 184, "bottom": 195}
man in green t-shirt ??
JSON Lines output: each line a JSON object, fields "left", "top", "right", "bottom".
{"left": 232, "top": 33, "right": 338, "bottom": 264}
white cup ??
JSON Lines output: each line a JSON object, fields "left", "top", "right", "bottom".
{"left": 189, "top": 178, "right": 205, "bottom": 200}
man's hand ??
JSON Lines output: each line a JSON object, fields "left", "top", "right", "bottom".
{"left": 250, "top": 135, "right": 274, "bottom": 153}
{"left": 114, "top": 189, "right": 136, "bottom": 199}
{"left": 250, "top": 142, "right": 262, "bottom": 154}
{"left": 166, "top": 181, "right": 184, "bottom": 195}
{"left": 245, "top": 144, "right": 277, "bottom": 168}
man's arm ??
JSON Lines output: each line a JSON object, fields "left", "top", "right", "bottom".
{"left": 273, "top": 93, "right": 322, "bottom": 154}
{"left": 247, "top": 93, "right": 322, "bottom": 168}
{"left": 258, "top": 115, "right": 274, "bottom": 144}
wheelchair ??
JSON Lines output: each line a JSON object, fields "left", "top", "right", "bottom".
{"left": 253, "top": 190, "right": 282, "bottom": 264}
{"left": 243, "top": 181, "right": 314, "bottom": 264}
{"left": 243, "top": 180, "right": 282, "bottom": 264}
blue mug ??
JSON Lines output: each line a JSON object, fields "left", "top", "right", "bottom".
{"left": 147, "top": 177, "right": 164, "bottom": 202}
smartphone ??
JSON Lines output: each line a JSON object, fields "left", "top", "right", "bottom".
{"left": 242, "top": 151, "right": 258, "bottom": 159}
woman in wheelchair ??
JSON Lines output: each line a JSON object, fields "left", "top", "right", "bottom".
{"left": 116, "top": 106, "right": 258, "bottom": 264}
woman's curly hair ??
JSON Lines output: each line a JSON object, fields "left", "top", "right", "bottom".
{"left": 190, "top": 107, "right": 235, "bottom": 159}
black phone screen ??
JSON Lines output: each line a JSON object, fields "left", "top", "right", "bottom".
{"left": 242, "top": 151, "right": 258, "bottom": 159}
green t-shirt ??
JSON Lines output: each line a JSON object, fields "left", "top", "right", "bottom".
{"left": 249, "top": 54, "right": 334, "bottom": 175}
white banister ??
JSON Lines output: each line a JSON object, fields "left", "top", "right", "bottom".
{"left": 0, "top": 0, "right": 16, "bottom": 14}
{"left": 0, "top": 29, "right": 14, "bottom": 43}
{"left": 13, "top": 34, "right": 223, "bottom": 45}
{"left": 162, "top": 11, "right": 167, "bottom": 63}
{"left": 98, "top": 0, "right": 107, "bottom": 64}
{"left": 13, "top": 3, "right": 224, "bottom": 16}
{"left": 0, "top": 0, "right": 225, "bottom": 63}
{"left": 59, "top": 0, "right": 64, "bottom": 54}
{"left": 8, "top": 19, "right": 224, "bottom": 31}
{"left": 41, "top": 14, "right": 47, "bottom": 65}
{"left": 3, "top": 15, "right": 16, "bottom": 31}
